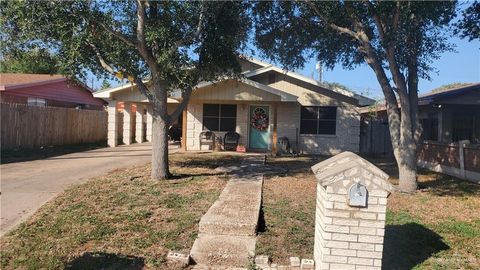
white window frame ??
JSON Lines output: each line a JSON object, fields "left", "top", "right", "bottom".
{"left": 27, "top": 97, "right": 47, "bottom": 107}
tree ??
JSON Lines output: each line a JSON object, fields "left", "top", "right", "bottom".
{"left": 0, "top": 48, "right": 60, "bottom": 74}
{"left": 100, "top": 79, "right": 112, "bottom": 90}
{"left": 455, "top": 1, "right": 480, "bottom": 41}
{"left": 253, "top": 1, "right": 457, "bottom": 193}
{"left": 1, "top": 0, "right": 249, "bottom": 180}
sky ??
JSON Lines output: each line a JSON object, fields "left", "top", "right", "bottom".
{"left": 297, "top": 37, "right": 480, "bottom": 99}
{"left": 95, "top": 36, "right": 479, "bottom": 100}
{"left": 90, "top": 5, "right": 480, "bottom": 101}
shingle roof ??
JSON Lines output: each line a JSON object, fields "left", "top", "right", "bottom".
{"left": 418, "top": 83, "right": 479, "bottom": 99}
{"left": 0, "top": 73, "right": 65, "bottom": 86}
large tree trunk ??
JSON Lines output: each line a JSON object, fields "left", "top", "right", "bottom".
{"left": 395, "top": 132, "right": 418, "bottom": 193}
{"left": 150, "top": 79, "right": 171, "bottom": 180}
{"left": 151, "top": 113, "right": 170, "bottom": 180}
{"left": 397, "top": 153, "right": 418, "bottom": 192}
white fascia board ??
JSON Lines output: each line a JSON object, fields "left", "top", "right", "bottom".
{"left": 93, "top": 81, "right": 149, "bottom": 99}
{"left": 239, "top": 55, "right": 272, "bottom": 68}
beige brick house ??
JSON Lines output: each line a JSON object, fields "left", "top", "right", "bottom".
{"left": 94, "top": 57, "right": 373, "bottom": 155}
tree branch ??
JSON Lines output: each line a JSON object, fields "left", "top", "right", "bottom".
{"left": 133, "top": 77, "right": 156, "bottom": 102}
{"left": 97, "top": 22, "right": 138, "bottom": 48}
{"left": 88, "top": 41, "right": 155, "bottom": 102}
{"left": 135, "top": 0, "right": 158, "bottom": 74}
{"left": 342, "top": 1, "right": 402, "bottom": 150}
{"left": 136, "top": 0, "right": 146, "bottom": 46}
{"left": 168, "top": 1, "right": 206, "bottom": 55}
{"left": 87, "top": 42, "right": 116, "bottom": 75}
{"left": 304, "top": 1, "right": 360, "bottom": 40}
{"left": 169, "top": 86, "right": 193, "bottom": 123}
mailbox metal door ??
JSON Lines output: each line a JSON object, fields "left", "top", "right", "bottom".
{"left": 348, "top": 183, "right": 368, "bottom": 207}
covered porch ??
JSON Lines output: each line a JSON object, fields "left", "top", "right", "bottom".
{"left": 184, "top": 79, "right": 298, "bottom": 155}
{"left": 94, "top": 78, "right": 299, "bottom": 155}
{"left": 94, "top": 84, "right": 180, "bottom": 147}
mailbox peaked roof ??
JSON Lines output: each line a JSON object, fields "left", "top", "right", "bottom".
{"left": 311, "top": 151, "right": 393, "bottom": 192}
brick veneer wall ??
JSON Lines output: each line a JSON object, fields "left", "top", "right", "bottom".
{"left": 312, "top": 152, "right": 392, "bottom": 270}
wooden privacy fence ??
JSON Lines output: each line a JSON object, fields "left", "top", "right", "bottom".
{"left": 1, "top": 103, "right": 107, "bottom": 150}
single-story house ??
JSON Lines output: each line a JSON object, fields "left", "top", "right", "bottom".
{"left": 360, "top": 83, "right": 480, "bottom": 155}
{"left": 0, "top": 73, "right": 106, "bottom": 110}
{"left": 94, "top": 57, "right": 374, "bottom": 154}
{"left": 359, "top": 83, "right": 480, "bottom": 182}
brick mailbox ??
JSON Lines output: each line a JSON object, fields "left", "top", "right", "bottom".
{"left": 311, "top": 151, "right": 393, "bottom": 270}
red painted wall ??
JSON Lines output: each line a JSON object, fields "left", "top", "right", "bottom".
{"left": 2, "top": 80, "right": 105, "bottom": 108}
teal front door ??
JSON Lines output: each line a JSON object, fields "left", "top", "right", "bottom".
{"left": 249, "top": 105, "right": 271, "bottom": 149}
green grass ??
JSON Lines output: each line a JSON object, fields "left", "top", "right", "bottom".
{"left": 0, "top": 152, "right": 242, "bottom": 270}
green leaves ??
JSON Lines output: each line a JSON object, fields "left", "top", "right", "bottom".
{"left": 253, "top": 1, "right": 457, "bottom": 79}
{"left": 455, "top": 1, "right": 480, "bottom": 41}
{"left": 1, "top": 0, "right": 249, "bottom": 88}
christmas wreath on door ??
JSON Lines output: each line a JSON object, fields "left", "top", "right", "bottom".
{"left": 251, "top": 107, "right": 269, "bottom": 131}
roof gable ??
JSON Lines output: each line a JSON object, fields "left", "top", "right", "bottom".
{"left": 192, "top": 78, "right": 297, "bottom": 102}
{"left": 93, "top": 56, "right": 374, "bottom": 106}
{"left": 243, "top": 65, "right": 374, "bottom": 106}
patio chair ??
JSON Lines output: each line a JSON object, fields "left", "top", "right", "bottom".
{"left": 277, "top": 136, "right": 296, "bottom": 157}
{"left": 199, "top": 131, "right": 216, "bottom": 151}
{"left": 223, "top": 131, "right": 240, "bottom": 151}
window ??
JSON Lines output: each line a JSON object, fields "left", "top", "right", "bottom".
{"left": 420, "top": 113, "right": 439, "bottom": 141}
{"left": 452, "top": 112, "right": 480, "bottom": 142}
{"left": 300, "top": 106, "right": 336, "bottom": 135}
{"left": 27, "top": 97, "right": 46, "bottom": 107}
{"left": 203, "top": 104, "right": 237, "bottom": 131}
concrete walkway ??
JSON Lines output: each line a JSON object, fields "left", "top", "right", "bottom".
{"left": 0, "top": 143, "right": 177, "bottom": 236}
{"left": 190, "top": 155, "right": 284, "bottom": 269}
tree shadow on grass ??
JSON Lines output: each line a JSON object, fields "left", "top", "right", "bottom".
{"left": 419, "top": 172, "right": 480, "bottom": 197}
{"left": 65, "top": 252, "right": 145, "bottom": 270}
{"left": 383, "top": 223, "right": 449, "bottom": 270}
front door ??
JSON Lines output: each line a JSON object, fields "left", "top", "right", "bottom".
{"left": 249, "top": 105, "right": 271, "bottom": 149}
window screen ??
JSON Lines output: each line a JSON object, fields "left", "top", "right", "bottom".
{"left": 300, "top": 106, "right": 336, "bottom": 135}
{"left": 203, "top": 104, "right": 237, "bottom": 131}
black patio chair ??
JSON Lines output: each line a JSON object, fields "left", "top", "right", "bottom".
{"left": 199, "top": 131, "right": 216, "bottom": 151}
{"left": 277, "top": 136, "right": 296, "bottom": 157}
{"left": 223, "top": 131, "right": 240, "bottom": 151}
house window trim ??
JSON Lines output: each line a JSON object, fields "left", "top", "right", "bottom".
{"left": 202, "top": 104, "right": 237, "bottom": 132}
{"left": 299, "top": 106, "right": 337, "bottom": 135}
{"left": 27, "top": 97, "right": 47, "bottom": 107}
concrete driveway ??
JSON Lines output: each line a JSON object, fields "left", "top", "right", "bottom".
{"left": 0, "top": 142, "right": 177, "bottom": 236}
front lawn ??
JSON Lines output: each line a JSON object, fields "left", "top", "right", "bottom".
{"left": 0, "top": 152, "right": 242, "bottom": 270}
{"left": 258, "top": 155, "right": 480, "bottom": 269}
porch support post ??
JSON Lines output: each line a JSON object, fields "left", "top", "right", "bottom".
{"left": 123, "top": 102, "right": 133, "bottom": 145}
{"left": 107, "top": 100, "right": 119, "bottom": 147}
{"left": 146, "top": 105, "right": 153, "bottom": 142}
{"left": 135, "top": 104, "right": 145, "bottom": 143}
{"left": 272, "top": 102, "right": 278, "bottom": 156}
{"left": 181, "top": 108, "right": 187, "bottom": 151}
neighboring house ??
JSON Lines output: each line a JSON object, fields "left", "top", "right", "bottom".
{"left": 94, "top": 57, "right": 374, "bottom": 154}
{"left": 359, "top": 83, "right": 480, "bottom": 183}
{"left": 0, "top": 73, "right": 106, "bottom": 110}
{"left": 360, "top": 83, "right": 480, "bottom": 155}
